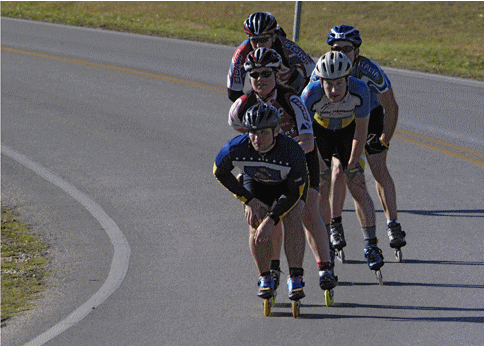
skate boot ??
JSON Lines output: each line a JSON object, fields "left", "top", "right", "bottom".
{"left": 287, "top": 276, "right": 305, "bottom": 301}
{"left": 331, "top": 223, "right": 346, "bottom": 262}
{"left": 319, "top": 268, "right": 338, "bottom": 291}
{"left": 387, "top": 222, "right": 407, "bottom": 248}
{"left": 329, "top": 241, "right": 336, "bottom": 265}
{"left": 364, "top": 244, "right": 385, "bottom": 271}
{"left": 270, "top": 269, "right": 281, "bottom": 291}
{"left": 257, "top": 274, "right": 275, "bottom": 299}
{"left": 330, "top": 222, "right": 347, "bottom": 250}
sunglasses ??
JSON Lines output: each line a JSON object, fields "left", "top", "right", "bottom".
{"left": 250, "top": 70, "right": 274, "bottom": 79}
{"left": 331, "top": 45, "right": 355, "bottom": 54}
{"left": 250, "top": 36, "right": 272, "bottom": 44}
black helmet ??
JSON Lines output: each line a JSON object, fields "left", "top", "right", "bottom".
{"left": 243, "top": 104, "right": 281, "bottom": 131}
{"left": 244, "top": 12, "right": 278, "bottom": 36}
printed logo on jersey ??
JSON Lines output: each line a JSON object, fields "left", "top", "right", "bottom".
{"left": 247, "top": 166, "right": 282, "bottom": 183}
{"left": 290, "top": 96, "right": 311, "bottom": 122}
{"left": 282, "top": 39, "right": 314, "bottom": 64}
{"left": 232, "top": 51, "right": 243, "bottom": 64}
{"left": 316, "top": 98, "right": 355, "bottom": 119}
{"left": 228, "top": 62, "right": 242, "bottom": 85}
{"left": 357, "top": 60, "right": 385, "bottom": 86}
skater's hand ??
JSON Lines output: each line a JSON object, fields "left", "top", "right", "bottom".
{"left": 254, "top": 216, "right": 274, "bottom": 243}
{"left": 345, "top": 162, "right": 365, "bottom": 190}
{"left": 245, "top": 198, "right": 269, "bottom": 229}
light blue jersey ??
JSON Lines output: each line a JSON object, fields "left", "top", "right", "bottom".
{"left": 309, "top": 55, "right": 391, "bottom": 111}
{"left": 301, "top": 76, "right": 370, "bottom": 131}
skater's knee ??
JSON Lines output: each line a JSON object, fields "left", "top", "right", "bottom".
{"left": 319, "top": 168, "right": 331, "bottom": 183}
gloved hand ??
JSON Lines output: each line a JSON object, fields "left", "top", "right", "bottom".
{"left": 344, "top": 162, "right": 364, "bottom": 182}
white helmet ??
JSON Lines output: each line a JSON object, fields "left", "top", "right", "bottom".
{"left": 316, "top": 51, "right": 352, "bottom": 80}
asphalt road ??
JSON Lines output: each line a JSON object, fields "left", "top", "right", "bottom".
{"left": 1, "top": 18, "right": 484, "bottom": 345}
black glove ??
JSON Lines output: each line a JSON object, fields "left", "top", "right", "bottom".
{"left": 365, "top": 134, "right": 389, "bottom": 155}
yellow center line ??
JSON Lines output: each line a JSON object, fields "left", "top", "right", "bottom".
{"left": 394, "top": 134, "right": 483, "bottom": 166}
{"left": 396, "top": 128, "right": 483, "bottom": 158}
{"left": 2, "top": 46, "right": 227, "bottom": 93}
{"left": 3, "top": 46, "right": 483, "bottom": 166}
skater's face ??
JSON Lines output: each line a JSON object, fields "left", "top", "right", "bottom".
{"left": 250, "top": 68, "right": 276, "bottom": 98}
{"left": 249, "top": 34, "right": 274, "bottom": 49}
{"left": 249, "top": 126, "right": 279, "bottom": 153}
{"left": 322, "top": 77, "right": 348, "bottom": 103}
{"left": 331, "top": 40, "right": 358, "bottom": 63}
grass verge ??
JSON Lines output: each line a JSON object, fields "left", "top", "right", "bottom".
{"left": 0, "top": 1, "right": 483, "bottom": 80}
{"left": 1, "top": 205, "right": 51, "bottom": 326}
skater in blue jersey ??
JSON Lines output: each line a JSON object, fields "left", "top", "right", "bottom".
{"left": 302, "top": 52, "right": 384, "bottom": 274}
{"left": 308, "top": 25, "right": 406, "bottom": 261}
{"left": 214, "top": 104, "right": 308, "bottom": 301}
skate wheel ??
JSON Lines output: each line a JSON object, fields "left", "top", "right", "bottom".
{"left": 263, "top": 299, "right": 271, "bottom": 317}
{"left": 291, "top": 301, "right": 300, "bottom": 318}
{"left": 325, "top": 290, "right": 334, "bottom": 307}
{"left": 395, "top": 249, "right": 403, "bottom": 263}
{"left": 375, "top": 270, "right": 383, "bottom": 285}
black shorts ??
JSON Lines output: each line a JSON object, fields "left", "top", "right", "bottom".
{"left": 305, "top": 142, "right": 320, "bottom": 192}
{"left": 313, "top": 120, "right": 356, "bottom": 169}
{"left": 368, "top": 105, "right": 384, "bottom": 137}
{"left": 243, "top": 177, "right": 309, "bottom": 208}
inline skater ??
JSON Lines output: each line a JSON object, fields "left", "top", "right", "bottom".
{"left": 301, "top": 51, "right": 384, "bottom": 274}
{"left": 226, "top": 11, "right": 315, "bottom": 102}
{"left": 309, "top": 24, "right": 406, "bottom": 258}
{"left": 214, "top": 104, "right": 308, "bottom": 302}
{"left": 229, "top": 48, "right": 337, "bottom": 295}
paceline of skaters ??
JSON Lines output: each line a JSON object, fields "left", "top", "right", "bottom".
{"left": 214, "top": 12, "right": 407, "bottom": 303}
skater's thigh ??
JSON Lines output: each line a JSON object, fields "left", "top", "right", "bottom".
{"left": 282, "top": 200, "right": 305, "bottom": 233}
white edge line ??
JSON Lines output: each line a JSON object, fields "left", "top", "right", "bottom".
{"left": 1, "top": 145, "right": 131, "bottom": 346}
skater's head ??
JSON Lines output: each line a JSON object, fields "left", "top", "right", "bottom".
{"left": 244, "top": 12, "right": 278, "bottom": 49}
{"left": 245, "top": 48, "right": 281, "bottom": 98}
{"left": 327, "top": 25, "right": 361, "bottom": 63}
{"left": 244, "top": 104, "right": 281, "bottom": 153}
{"left": 316, "top": 51, "right": 352, "bottom": 103}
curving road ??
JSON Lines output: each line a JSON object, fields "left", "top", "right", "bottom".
{"left": 1, "top": 18, "right": 483, "bottom": 345}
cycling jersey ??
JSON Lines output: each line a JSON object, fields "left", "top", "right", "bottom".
{"left": 301, "top": 77, "right": 370, "bottom": 131}
{"left": 301, "top": 76, "right": 370, "bottom": 170}
{"left": 227, "top": 36, "right": 315, "bottom": 99}
{"left": 213, "top": 133, "right": 308, "bottom": 224}
{"left": 229, "top": 85, "right": 319, "bottom": 190}
{"left": 229, "top": 85, "right": 313, "bottom": 141}
{"left": 309, "top": 55, "right": 392, "bottom": 111}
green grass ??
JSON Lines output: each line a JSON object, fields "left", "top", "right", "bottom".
{"left": 1, "top": 1, "right": 483, "bottom": 80}
{"left": 1, "top": 205, "right": 51, "bottom": 325}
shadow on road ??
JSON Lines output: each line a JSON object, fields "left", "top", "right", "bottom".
{"left": 343, "top": 208, "right": 483, "bottom": 218}
{"left": 267, "top": 303, "right": 483, "bottom": 322}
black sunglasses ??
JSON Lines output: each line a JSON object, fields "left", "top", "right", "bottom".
{"left": 250, "top": 36, "right": 272, "bottom": 44}
{"left": 249, "top": 71, "right": 274, "bottom": 79}
{"left": 331, "top": 45, "right": 355, "bottom": 54}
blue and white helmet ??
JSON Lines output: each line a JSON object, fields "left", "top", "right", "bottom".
{"left": 316, "top": 51, "right": 352, "bottom": 80}
{"left": 327, "top": 24, "right": 362, "bottom": 47}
